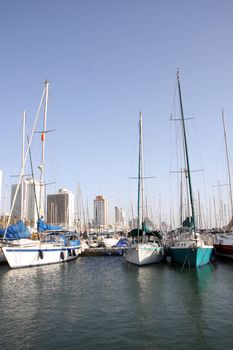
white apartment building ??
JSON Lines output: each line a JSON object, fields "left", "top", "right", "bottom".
{"left": 93, "top": 195, "right": 108, "bottom": 230}
{"left": 11, "top": 178, "right": 41, "bottom": 226}
{"left": 47, "top": 188, "right": 74, "bottom": 229}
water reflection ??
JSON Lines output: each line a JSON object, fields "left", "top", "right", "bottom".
{"left": 0, "top": 257, "right": 233, "bottom": 350}
{"left": 0, "top": 261, "right": 79, "bottom": 350}
{"left": 130, "top": 263, "right": 216, "bottom": 349}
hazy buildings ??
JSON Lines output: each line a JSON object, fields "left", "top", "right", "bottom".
{"left": 115, "top": 206, "right": 125, "bottom": 231}
{"left": 11, "top": 178, "right": 40, "bottom": 226}
{"left": 94, "top": 195, "right": 108, "bottom": 230}
{"left": 47, "top": 188, "right": 74, "bottom": 229}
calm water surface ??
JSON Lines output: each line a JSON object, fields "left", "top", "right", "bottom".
{"left": 0, "top": 256, "right": 233, "bottom": 350}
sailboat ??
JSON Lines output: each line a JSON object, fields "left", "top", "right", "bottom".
{"left": 169, "top": 71, "right": 213, "bottom": 268}
{"left": 0, "top": 112, "right": 29, "bottom": 264}
{"left": 214, "top": 110, "right": 233, "bottom": 258}
{"left": 2, "top": 80, "right": 82, "bottom": 268}
{"left": 124, "top": 112, "right": 164, "bottom": 266}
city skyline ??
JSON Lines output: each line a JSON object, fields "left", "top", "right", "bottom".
{"left": 0, "top": 1, "right": 233, "bottom": 229}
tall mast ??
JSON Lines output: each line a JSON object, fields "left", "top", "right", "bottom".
{"left": 140, "top": 112, "right": 145, "bottom": 234}
{"left": 39, "top": 80, "right": 49, "bottom": 218}
{"left": 137, "top": 112, "right": 143, "bottom": 237}
{"left": 177, "top": 70, "right": 195, "bottom": 231}
{"left": 4, "top": 83, "right": 46, "bottom": 238}
{"left": 20, "top": 111, "right": 26, "bottom": 220}
{"left": 221, "top": 110, "right": 233, "bottom": 219}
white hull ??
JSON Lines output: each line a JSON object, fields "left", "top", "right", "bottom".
{"left": 0, "top": 249, "right": 7, "bottom": 263}
{"left": 124, "top": 243, "right": 164, "bottom": 266}
{"left": 101, "top": 238, "right": 119, "bottom": 248}
{"left": 2, "top": 241, "right": 82, "bottom": 268}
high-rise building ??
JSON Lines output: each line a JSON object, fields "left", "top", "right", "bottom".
{"left": 47, "top": 188, "right": 74, "bottom": 229}
{"left": 11, "top": 178, "right": 41, "bottom": 226}
{"left": 25, "top": 179, "right": 41, "bottom": 226}
{"left": 93, "top": 195, "right": 108, "bottom": 230}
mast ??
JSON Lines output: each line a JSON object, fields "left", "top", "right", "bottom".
{"left": 198, "top": 189, "right": 202, "bottom": 229}
{"left": 39, "top": 80, "right": 49, "bottom": 218}
{"left": 137, "top": 112, "right": 143, "bottom": 238}
{"left": 221, "top": 110, "right": 233, "bottom": 219}
{"left": 140, "top": 112, "right": 145, "bottom": 235}
{"left": 177, "top": 70, "right": 195, "bottom": 231}
{"left": 4, "top": 83, "right": 46, "bottom": 238}
{"left": 20, "top": 111, "right": 26, "bottom": 221}
{"left": 179, "top": 168, "right": 183, "bottom": 227}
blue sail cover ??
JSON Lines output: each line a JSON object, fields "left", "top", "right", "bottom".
{"left": 0, "top": 220, "right": 31, "bottom": 240}
{"left": 37, "top": 217, "right": 63, "bottom": 232}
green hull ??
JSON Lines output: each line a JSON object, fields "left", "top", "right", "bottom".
{"left": 170, "top": 246, "right": 213, "bottom": 268}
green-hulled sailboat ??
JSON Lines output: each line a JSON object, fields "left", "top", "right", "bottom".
{"left": 169, "top": 71, "right": 213, "bottom": 268}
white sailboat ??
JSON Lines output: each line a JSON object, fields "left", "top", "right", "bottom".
{"left": 0, "top": 112, "right": 29, "bottom": 264}
{"left": 2, "top": 80, "right": 82, "bottom": 268}
{"left": 124, "top": 112, "right": 164, "bottom": 266}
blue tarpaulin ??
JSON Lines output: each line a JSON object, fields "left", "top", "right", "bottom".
{"left": 37, "top": 217, "right": 62, "bottom": 232}
{"left": 0, "top": 220, "right": 31, "bottom": 240}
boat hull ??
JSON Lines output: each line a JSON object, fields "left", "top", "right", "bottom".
{"left": 214, "top": 243, "right": 233, "bottom": 258}
{"left": 170, "top": 246, "right": 213, "bottom": 268}
{"left": 101, "top": 238, "right": 119, "bottom": 248}
{"left": 125, "top": 244, "right": 164, "bottom": 266}
{"left": 0, "top": 248, "right": 7, "bottom": 263}
{"left": 2, "top": 243, "right": 82, "bottom": 269}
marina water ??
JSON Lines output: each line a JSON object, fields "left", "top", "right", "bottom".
{"left": 0, "top": 256, "right": 232, "bottom": 350}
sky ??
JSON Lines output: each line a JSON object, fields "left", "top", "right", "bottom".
{"left": 0, "top": 0, "right": 233, "bottom": 227}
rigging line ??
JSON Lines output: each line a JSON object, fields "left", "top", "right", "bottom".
{"left": 27, "top": 134, "right": 40, "bottom": 220}
{"left": 4, "top": 83, "right": 46, "bottom": 238}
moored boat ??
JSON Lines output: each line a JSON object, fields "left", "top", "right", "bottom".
{"left": 2, "top": 231, "right": 81, "bottom": 268}
{"left": 213, "top": 234, "right": 233, "bottom": 258}
{"left": 170, "top": 234, "right": 213, "bottom": 268}
{"left": 2, "top": 81, "right": 82, "bottom": 269}
{"left": 168, "top": 71, "right": 213, "bottom": 268}
{"left": 213, "top": 111, "right": 233, "bottom": 259}
{"left": 124, "top": 112, "right": 164, "bottom": 266}
{"left": 125, "top": 241, "right": 164, "bottom": 266}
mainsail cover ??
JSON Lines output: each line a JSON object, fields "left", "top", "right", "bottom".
{"left": 0, "top": 220, "right": 31, "bottom": 240}
{"left": 128, "top": 225, "right": 163, "bottom": 240}
{"left": 37, "top": 217, "right": 63, "bottom": 232}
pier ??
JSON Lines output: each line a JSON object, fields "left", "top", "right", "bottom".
{"left": 80, "top": 247, "right": 125, "bottom": 256}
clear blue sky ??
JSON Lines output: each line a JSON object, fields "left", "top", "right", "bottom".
{"left": 0, "top": 0, "right": 233, "bottom": 226}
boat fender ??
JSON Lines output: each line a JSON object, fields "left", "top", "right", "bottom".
{"left": 72, "top": 249, "right": 76, "bottom": 257}
{"left": 60, "top": 251, "right": 65, "bottom": 260}
{"left": 68, "top": 249, "right": 72, "bottom": 257}
{"left": 39, "top": 250, "right": 44, "bottom": 259}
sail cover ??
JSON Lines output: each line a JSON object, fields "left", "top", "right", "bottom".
{"left": 0, "top": 220, "right": 31, "bottom": 240}
{"left": 37, "top": 217, "right": 62, "bottom": 232}
{"left": 128, "top": 227, "right": 163, "bottom": 240}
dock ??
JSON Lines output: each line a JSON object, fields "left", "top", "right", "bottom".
{"left": 80, "top": 247, "right": 125, "bottom": 256}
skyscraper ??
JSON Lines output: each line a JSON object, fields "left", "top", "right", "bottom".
{"left": 11, "top": 178, "right": 41, "bottom": 226}
{"left": 47, "top": 188, "right": 74, "bottom": 229}
{"left": 93, "top": 195, "right": 108, "bottom": 230}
